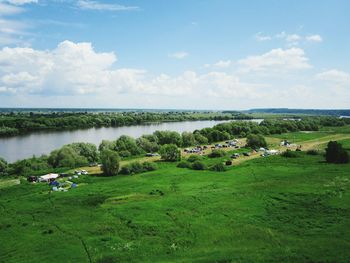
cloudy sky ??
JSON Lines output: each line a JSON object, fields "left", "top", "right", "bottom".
{"left": 0, "top": 0, "right": 349, "bottom": 110}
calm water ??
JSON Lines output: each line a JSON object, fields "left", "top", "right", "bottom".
{"left": 0, "top": 120, "right": 262, "bottom": 162}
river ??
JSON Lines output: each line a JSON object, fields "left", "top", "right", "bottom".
{"left": 0, "top": 119, "right": 262, "bottom": 162}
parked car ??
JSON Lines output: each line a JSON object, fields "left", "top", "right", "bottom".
{"left": 81, "top": 170, "right": 88, "bottom": 175}
{"left": 243, "top": 152, "right": 251, "bottom": 157}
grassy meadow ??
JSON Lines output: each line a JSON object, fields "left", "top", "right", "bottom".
{"left": 1, "top": 133, "right": 350, "bottom": 262}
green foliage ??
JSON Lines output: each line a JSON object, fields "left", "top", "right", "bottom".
{"left": 48, "top": 146, "right": 88, "bottom": 168}
{"left": 136, "top": 136, "right": 160, "bottom": 153}
{"left": 100, "top": 149, "right": 120, "bottom": 176}
{"left": 0, "top": 157, "right": 8, "bottom": 176}
{"left": 187, "top": 154, "right": 202, "bottom": 163}
{"left": 191, "top": 161, "right": 207, "bottom": 170}
{"left": 281, "top": 149, "right": 298, "bottom": 158}
{"left": 120, "top": 161, "right": 158, "bottom": 175}
{"left": 115, "top": 135, "right": 143, "bottom": 156}
{"left": 98, "top": 140, "right": 115, "bottom": 152}
{"left": 68, "top": 142, "right": 98, "bottom": 162}
{"left": 193, "top": 132, "right": 208, "bottom": 144}
{"left": 154, "top": 130, "right": 182, "bottom": 146}
{"left": 325, "top": 141, "right": 349, "bottom": 164}
{"left": 209, "top": 162, "right": 227, "bottom": 172}
{"left": 181, "top": 131, "right": 197, "bottom": 147}
{"left": 306, "top": 149, "right": 319, "bottom": 155}
{"left": 176, "top": 161, "right": 190, "bottom": 168}
{"left": 159, "top": 144, "right": 181, "bottom": 162}
{"left": 208, "top": 149, "right": 226, "bottom": 158}
{"left": 246, "top": 134, "right": 267, "bottom": 148}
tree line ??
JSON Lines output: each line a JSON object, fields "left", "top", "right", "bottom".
{"left": 0, "top": 116, "right": 349, "bottom": 177}
{"left": 0, "top": 111, "right": 238, "bottom": 137}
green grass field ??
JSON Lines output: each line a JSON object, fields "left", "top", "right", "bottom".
{"left": 1, "top": 137, "right": 350, "bottom": 262}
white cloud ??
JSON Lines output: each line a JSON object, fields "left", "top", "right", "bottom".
{"left": 255, "top": 32, "right": 271, "bottom": 41}
{"left": 238, "top": 48, "right": 312, "bottom": 72}
{"left": 316, "top": 69, "right": 350, "bottom": 83}
{"left": 212, "top": 60, "right": 232, "bottom": 68}
{"left": 168, "top": 51, "right": 189, "bottom": 59}
{"left": 0, "top": 40, "right": 348, "bottom": 109}
{"left": 77, "top": 0, "right": 139, "bottom": 11}
{"left": 0, "top": 3, "right": 24, "bottom": 15}
{"left": 306, "top": 34, "right": 323, "bottom": 42}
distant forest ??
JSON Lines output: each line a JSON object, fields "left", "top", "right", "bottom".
{"left": 245, "top": 108, "right": 350, "bottom": 116}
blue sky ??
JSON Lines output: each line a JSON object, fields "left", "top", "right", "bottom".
{"left": 0, "top": 0, "right": 349, "bottom": 109}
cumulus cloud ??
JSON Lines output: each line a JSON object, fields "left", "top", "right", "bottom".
{"left": 0, "top": 40, "right": 265, "bottom": 100}
{"left": 238, "top": 48, "right": 312, "bottom": 72}
{"left": 168, "top": 51, "right": 189, "bottom": 59}
{"left": 77, "top": 0, "right": 139, "bottom": 11}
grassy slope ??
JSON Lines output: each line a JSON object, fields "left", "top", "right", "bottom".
{"left": 1, "top": 149, "right": 350, "bottom": 262}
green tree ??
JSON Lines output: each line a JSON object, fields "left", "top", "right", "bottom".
{"left": 154, "top": 131, "right": 182, "bottom": 146}
{"left": 101, "top": 149, "right": 120, "bottom": 176}
{"left": 181, "top": 131, "right": 196, "bottom": 147}
{"left": 246, "top": 134, "right": 267, "bottom": 148}
{"left": 325, "top": 141, "right": 349, "bottom": 164}
{"left": 115, "top": 135, "right": 143, "bottom": 156}
{"left": 0, "top": 157, "right": 8, "bottom": 176}
{"left": 159, "top": 144, "right": 181, "bottom": 162}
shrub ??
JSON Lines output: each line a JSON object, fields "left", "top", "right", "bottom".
{"left": 191, "top": 161, "right": 207, "bottom": 170}
{"left": 129, "top": 162, "right": 144, "bottom": 174}
{"left": 120, "top": 161, "right": 158, "bottom": 175}
{"left": 120, "top": 165, "right": 132, "bottom": 175}
{"left": 160, "top": 144, "right": 181, "bottom": 162}
{"left": 246, "top": 134, "right": 267, "bottom": 148}
{"left": 281, "top": 149, "right": 297, "bottom": 158}
{"left": 208, "top": 149, "right": 226, "bottom": 158}
{"left": 210, "top": 163, "right": 226, "bottom": 172}
{"left": 325, "top": 141, "right": 349, "bottom": 164}
{"left": 306, "top": 149, "right": 319, "bottom": 155}
{"left": 177, "top": 161, "right": 190, "bottom": 168}
{"left": 187, "top": 155, "right": 202, "bottom": 162}
{"left": 142, "top": 161, "right": 158, "bottom": 171}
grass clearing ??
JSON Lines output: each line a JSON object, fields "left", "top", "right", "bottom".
{"left": 1, "top": 151, "right": 350, "bottom": 262}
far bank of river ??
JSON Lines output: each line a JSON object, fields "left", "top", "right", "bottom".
{"left": 0, "top": 119, "right": 262, "bottom": 162}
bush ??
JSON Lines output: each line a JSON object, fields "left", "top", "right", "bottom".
{"left": 177, "top": 161, "right": 190, "bottom": 168}
{"left": 306, "top": 149, "right": 319, "bottom": 155}
{"left": 191, "top": 161, "right": 207, "bottom": 170}
{"left": 246, "top": 134, "right": 267, "bottom": 148}
{"left": 120, "top": 165, "right": 132, "bottom": 175}
{"left": 208, "top": 149, "right": 226, "bottom": 158}
{"left": 120, "top": 161, "right": 158, "bottom": 175}
{"left": 142, "top": 161, "right": 158, "bottom": 171}
{"left": 187, "top": 155, "right": 202, "bottom": 162}
{"left": 325, "top": 141, "right": 349, "bottom": 164}
{"left": 210, "top": 163, "right": 226, "bottom": 172}
{"left": 281, "top": 149, "right": 297, "bottom": 158}
{"left": 160, "top": 144, "right": 181, "bottom": 162}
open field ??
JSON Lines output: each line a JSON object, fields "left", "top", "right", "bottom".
{"left": 1, "top": 135, "right": 350, "bottom": 262}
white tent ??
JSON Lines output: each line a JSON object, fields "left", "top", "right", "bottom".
{"left": 39, "top": 173, "right": 60, "bottom": 182}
